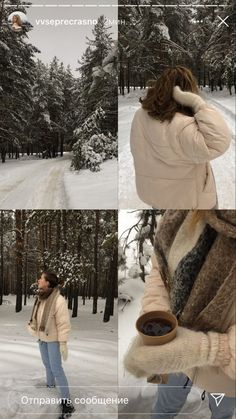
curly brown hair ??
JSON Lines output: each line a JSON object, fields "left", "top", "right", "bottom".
{"left": 140, "top": 66, "right": 199, "bottom": 122}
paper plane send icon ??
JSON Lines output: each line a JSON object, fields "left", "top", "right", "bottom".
{"left": 210, "top": 393, "right": 225, "bottom": 407}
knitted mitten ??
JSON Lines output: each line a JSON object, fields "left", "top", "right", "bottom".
{"left": 173, "top": 86, "right": 206, "bottom": 113}
{"left": 123, "top": 326, "right": 232, "bottom": 378}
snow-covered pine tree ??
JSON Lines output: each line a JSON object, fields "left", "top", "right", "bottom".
{"left": 119, "top": 0, "right": 235, "bottom": 94}
{"left": 72, "top": 107, "right": 106, "bottom": 171}
{"left": 60, "top": 65, "right": 76, "bottom": 154}
{"left": 29, "top": 60, "right": 51, "bottom": 156}
{"left": 119, "top": 0, "right": 180, "bottom": 91}
{"left": 72, "top": 15, "right": 117, "bottom": 172}
{"left": 0, "top": 0, "right": 39, "bottom": 162}
{"left": 200, "top": 0, "right": 236, "bottom": 93}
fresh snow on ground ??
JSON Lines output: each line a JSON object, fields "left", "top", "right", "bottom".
{"left": 118, "top": 211, "right": 235, "bottom": 419}
{"left": 119, "top": 89, "right": 235, "bottom": 209}
{"left": 0, "top": 295, "right": 118, "bottom": 419}
{"left": 64, "top": 158, "right": 118, "bottom": 209}
{"left": 0, "top": 153, "right": 118, "bottom": 209}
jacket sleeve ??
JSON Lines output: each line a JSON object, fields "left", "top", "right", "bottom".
{"left": 140, "top": 252, "right": 171, "bottom": 316}
{"left": 27, "top": 323, "right": 37, "bottom": 337}
{"left": 55, "top": 296, "right": 71, "bottom": 342}
{"left": 177, "top": 105, "right": 231, "bottom": 164}
{"left": 130, "top": 108, "right": 147, "bottom": 155}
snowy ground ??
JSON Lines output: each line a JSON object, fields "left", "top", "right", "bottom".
{"left": 118, "top": 211, "right": 236, "bottom": 419}
{"left": 0, "top": 295, "right": 118, "bottom": 419}
{"left": 0, "top": 153, "right": 118, "bottom": 209}
{"left": 64, "top": 158, "right": 118, "bottom": 209}
{"left": 119, "top": 88, "right": 235, "bottom": 209}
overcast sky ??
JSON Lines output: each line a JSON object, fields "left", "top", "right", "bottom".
{"left": 24, "top": 0, "right": 118, "bottom": 73}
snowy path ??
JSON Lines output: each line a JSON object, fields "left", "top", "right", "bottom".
{"left": 0, "top": 154, "right": 118, "bottom": 209}
{"left": 119, "top": 89, "right": 235, "bottom": 209}
{"left": 0, "top": 297, "right": 118, "bottom": 419}
{"left": 205, "top": 92, "right": 235, "bottom": 209}
{"left": 0, "top": 154, "right": 70, "bottom": 209}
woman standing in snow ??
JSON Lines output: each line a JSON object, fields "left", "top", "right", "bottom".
{"left": 124, "top": 210, "right": 236, "bottom": 419}
{"left": 27, "top": 271, "right": 75, "bottom": 417}
{"left": 130, "top": 66, "right": 231, "bottom": 209}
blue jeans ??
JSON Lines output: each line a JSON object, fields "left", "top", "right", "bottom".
{"left": 38, "top": 340, "right": 70, "bottom": 399}
{"left": 151, "top": 373, "right": 235, "bottom": 419}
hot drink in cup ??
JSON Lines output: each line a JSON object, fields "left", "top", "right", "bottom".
{"left": 136, "top": 310, "right": 178, "bottom": 345}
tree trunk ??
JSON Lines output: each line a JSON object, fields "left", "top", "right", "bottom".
{"left": 62, "top": 211, "right": 67, "bottom": 253}
{"left": 15, "top": 210, "right": 25, "bottom": 312}
{"left": 93, "top": 211, "right": 99, "bottom": 314}
{"left": 56, "top": 211, "right": 61, "bottom": 254}
{"left": 68, "top": 282, "right": 73, "bottom": 310}
{"left": 72, "top": 284, "right": 78, "bottom": 317}
{"left": 23, "top": 231, "right": 29, "bottom": 306}
{"left": 60, "top": 132, "right": 64, "bottom": 157}
{"left": 0, "top": 212, "right": 4, "bottom": 305}
{"left": 103, "top": 246, "right": 117, "bottom": 322}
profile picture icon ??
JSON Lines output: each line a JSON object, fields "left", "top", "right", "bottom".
{"left": 8, "top": 11, "right": 28, "bottom": 32}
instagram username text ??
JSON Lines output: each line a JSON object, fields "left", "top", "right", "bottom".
{"left": 35, "top": 18, "right": 125, "bottom": 26}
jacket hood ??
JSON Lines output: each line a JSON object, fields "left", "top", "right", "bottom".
{"left": 205, "top": 210, "right": 236, "bottom": 239}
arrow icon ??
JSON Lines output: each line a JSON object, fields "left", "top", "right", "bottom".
{"left": 210, "top": 393, "right": 225, "bottom": 407}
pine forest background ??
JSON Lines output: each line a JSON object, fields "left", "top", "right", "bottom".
{"left": 0, "top": 0, "right": 118, "bottom": 171}
{"left": 119, "top": 0, "right": 236, "bottom": 94}
{"left": 0, "top": 210, "right": 118, "bottom": 322}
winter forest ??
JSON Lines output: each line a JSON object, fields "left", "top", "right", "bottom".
{"left": 0, "top": 210, "right": 118, "bottom": 322}
{"left": 0, "top": 0, "right": 117, "bottom": 167}
{"left": 119, "top": 0, "right": 235, "bottom": 93}
{"left": 0, "top": 0, "right": 118, "bottom": 209}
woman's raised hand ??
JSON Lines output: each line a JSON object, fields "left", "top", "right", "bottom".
{"left": 173, "top": 85, "right": 206, "bottom": 113}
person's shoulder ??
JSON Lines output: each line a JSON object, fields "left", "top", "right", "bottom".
{"left": 170, "top": 112, "right": 195, "bottom": 132}
{"left": 134, "top": 104, "right": 151, "bottom": 116}
{"left": 55, "top": 293, "right": 67, "bottom": 307}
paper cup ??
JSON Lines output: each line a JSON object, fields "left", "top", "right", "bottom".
{"left": 136, "top": 310, "right": 178, "bottom": 346}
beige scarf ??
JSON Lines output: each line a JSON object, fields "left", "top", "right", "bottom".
{"left": 28, "top": 288, "right": 60, "bottom": 336}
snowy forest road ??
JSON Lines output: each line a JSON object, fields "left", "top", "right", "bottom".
{"left": 0, "top": 154, "right": 118, "bottom": 209}
{"left": 0, "top": 154, "right": 70, "bottom": 209}
{"left": 206, "top": 93, "right": 235, "bottom": 209}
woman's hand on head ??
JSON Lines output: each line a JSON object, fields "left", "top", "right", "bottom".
{"left": 173, "top": 85, "right": 206, "bottom": 113}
